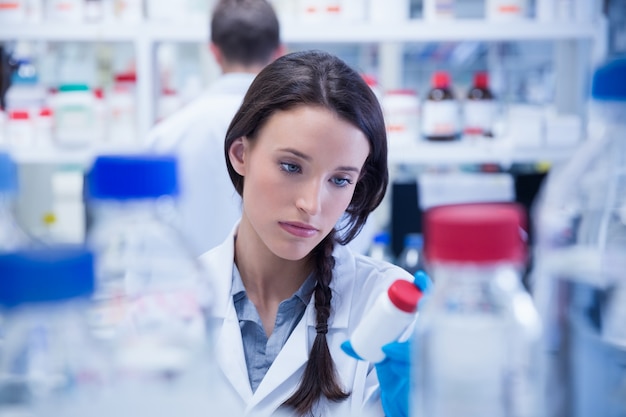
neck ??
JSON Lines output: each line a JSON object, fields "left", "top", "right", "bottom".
{"left": 234, "top": 220, "right": 313, "bottom": 305}
{"left": 221, "top": 62, "right": 266, "bottom": 75}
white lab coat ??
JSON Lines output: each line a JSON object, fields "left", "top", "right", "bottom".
{"left": 147, "top": 74, "right": 256, "bottom": 256}
{"left": 199, "top": 225, "right": 414, "bottom": 416}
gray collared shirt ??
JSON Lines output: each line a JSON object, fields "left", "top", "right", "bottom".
{"left": 232, "top": 266, "right": 316, "bottom": 393}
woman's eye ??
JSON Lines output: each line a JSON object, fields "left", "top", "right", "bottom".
{"left": 280, "top": 162, "right": 300, "bottom": 174}
{"left": 332, "top": 177, "right": 352, "bottom": 187}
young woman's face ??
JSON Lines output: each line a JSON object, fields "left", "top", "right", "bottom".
{"left": 230, "top": 105, "right": 370, "bottom": 261}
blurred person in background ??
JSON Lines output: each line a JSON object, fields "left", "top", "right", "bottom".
{"left": 147, "top": 0, "right": 285, "bottom": 256}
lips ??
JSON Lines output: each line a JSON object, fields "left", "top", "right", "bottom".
{"left": 279, "top": 221, "right": 319, "bottom": 238}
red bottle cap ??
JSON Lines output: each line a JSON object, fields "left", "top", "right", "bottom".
{"left": 387, "top": 279, "right": 422, "bottom": 313}
{"left": 9, "top": 110, "right": 29, "bottom": 120}
{"left": 432, "top": 71, "right": 451, "bottom": 89}
{"left": 424, "top": 203, "right": 527, "bottom": 264}
{"left": 39, "top": 107, "right": 53, "bottom": 117}
{"left": 474, "top": 71, "right": 489, "bottom": 89}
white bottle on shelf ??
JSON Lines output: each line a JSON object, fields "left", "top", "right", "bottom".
{"left": 0, "top": 0, "right": 25, "bottom": 22}
{"left": 486, "top": 0, "right": 528, "bottom": 21}
{"left": 47, "top": 0, "right": 84, "bottom": 22}
{"left": 52, "top": 83, "right": 96, "bottom": 148}
{"left": 383, "top": 89, "right": 420, "bottom": 150}
{"left": 6, "top": 109, "right": 34, "bottom": 148}
{"left": 423, "top": 0, "right": 455, "bottom": 21}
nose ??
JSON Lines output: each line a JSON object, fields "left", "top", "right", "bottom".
{"left": 296, "top": 178, "right": 322, "bottom": 215}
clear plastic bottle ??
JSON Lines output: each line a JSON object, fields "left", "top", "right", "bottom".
{"left": 84, "top": 153, "right": 220, "bottom": 416}
{"left": 0, "top": 246, "right": 102, "bottom": 417}
{"left": 396, "top": 232, "right": 425, "bottom": 276}
{"left": 0, "top": 151, "right": 29, "bottom": 250}
{"left": 367, "top": 230, "right": 396, "bottom": 264}
{"left": 531, "top": 57, "right": 626, "bottom": 417}
{"left": 412, "top": 202, "right": 542, "bottom": 417}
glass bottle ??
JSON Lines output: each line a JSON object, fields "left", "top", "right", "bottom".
{"left": 367, "top": 230, "right": 396, "bottom": 263}
{"left": 83, "top": 154, "right": 220, "bottom": 416}
{"left": 0, "top": 151, "right": 29, "bottom": 251}
{"left": 531, "top": 56, "right": 626, "bottom": 417}
{"left": 0, "top": 246, "right": 103, "bottom": 417}
{"left": 412, "top": 202, "right": 542, "bottom": 417}
{"left": 397, "top": 232, "right": 425, "bottom": 276}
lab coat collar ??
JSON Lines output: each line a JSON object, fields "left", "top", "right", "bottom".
{"left": 198, "top": 224, "right": 358, "bottom": 410}
{"left": 199, "top": 223, "right": 357, "bottom": 330}
{"left": 207, "top": 73, "right": 257, "bottom": 96}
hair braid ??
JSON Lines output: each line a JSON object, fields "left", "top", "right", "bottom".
{"left": 282, "top": 232, "right": 350, "bottom": 415}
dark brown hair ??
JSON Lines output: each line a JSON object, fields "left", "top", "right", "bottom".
{"left": 210, "top": 0, "right": 280, "bottom": 67}
{"left": 224, "top": 50, "right": 388, "bottom": 415}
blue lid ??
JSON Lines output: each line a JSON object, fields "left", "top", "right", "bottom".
{"left": 0, "top": 152, "right": 17, "bottom": 193}
{"left": 591, "top": 57, "right": 626, "bottom": 101}
{"left": 373, "top": 231, "right": 390, "bottom": 245}
{"left": 87, "top": 154, "right": 179, "bottom": 200}
{"left": 0, "top": 246, "right": 95, "bottom": 308}
{"left": 404, "top": 233, "right": 424, "bottom": 248}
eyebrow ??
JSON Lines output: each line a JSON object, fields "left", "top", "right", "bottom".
{"left": 278, "top": 148, "right": 361, "bottom": 173}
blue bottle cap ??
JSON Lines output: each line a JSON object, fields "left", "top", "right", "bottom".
{"left": 591, "top": 57, "right": 626, "bottom": 101}
{"left": 87, "top": 154, "right": 179, "bottom": 200}
{"left": 404, "top": 233, "right": 423, "bottom": 248}
{"left": 0, "top": 246, "right": 95, "bottom": 308}
{"left": 0, "top": 152, "right": 17, "bottom": 193}
{"left": 373, "top": 232, "right": 391, "bottom": 245}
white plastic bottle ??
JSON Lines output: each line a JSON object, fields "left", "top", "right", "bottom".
{"left": 383, "top": 89, "right": 420, "bottom": 150}
{"left": 0, "top": 247, "right": 101, "bottom": 416}
{"left": 531, "top": 57, "right": 626, "bottom": 417}
{"left": 486, "top": 0, "right": 528, "bottom": 21}
{"left": 342, "top": 279, "right": 423, "bottom": 363}
{"left": 84, "top": 154, "right": 221, "bottom": 416}
{"left": 412, "top": 202, "right": 542, "bottom": 417}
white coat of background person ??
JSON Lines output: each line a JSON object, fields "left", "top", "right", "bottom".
{"left": 146, "top": 0, "right": 285, "bottom": 256}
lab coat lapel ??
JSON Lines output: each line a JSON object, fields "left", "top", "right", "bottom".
{"left": 199, "top": 226, "right": 253, "bottom": 403}
{"left": 248, "top": 245, "right": 358, "bottom": 410}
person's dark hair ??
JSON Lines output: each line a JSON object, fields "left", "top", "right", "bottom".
{"left": 210, "top": 0, "right": 280, "bottom": 67}
{"left": 224, "top": 50, "right": 388, "bottom": 415}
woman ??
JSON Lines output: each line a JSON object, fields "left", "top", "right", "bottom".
{"left": 200, "top": 50, "right": 416, "bottom": 417}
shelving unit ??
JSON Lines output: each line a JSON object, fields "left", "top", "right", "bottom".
{"left": 0, "top": 17, "right": 606, "bottom": 167}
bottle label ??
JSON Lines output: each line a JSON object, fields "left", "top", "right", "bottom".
{"left": 464, "top": 100, "right": 495, "bottom": 136}
{"left": 422, "top": 101, "right": 459, "bottom": 137}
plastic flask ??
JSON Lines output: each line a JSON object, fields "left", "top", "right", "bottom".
{"left": 397, "top": 232, "right": 425, "bottom": 276}
{"left": 422, "top": 71, "right": 460, "bottom": 142}
{"left": 0, "top": 246, "right": 103, "bottom": 417}
{"left": 342, "top": 279, "right": 423, "bottom": 363}
{"left": 464, "top": 71, "right": 496, "bottom": 139}
{"left": 530, "top": 57, "right": 626, "bottom": 417}
{"left": 411, "top": 203, "right": 542, "bottom": 417}
{"left": 84, "top": 154, "right": 221, "bottom": 416}
{"left": 367, "top": 231, "right": 396, "bottom": 263}
{"left": 0, "top": 151, "right": 29, "bottom": 251}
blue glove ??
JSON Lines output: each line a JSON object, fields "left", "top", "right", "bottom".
{"left": 375, "top": 340, "right": 411, "bottom": 417}
{"left": 375, "top": 271, "right": 433, "bottom": 417}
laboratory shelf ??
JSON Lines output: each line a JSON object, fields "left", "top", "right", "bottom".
{"left": 0, "top": 21, "right": 208, "bottom": 42}
{"left": 7, "top": 144, "right": 145, "bottom": 166}
{"left": 0, "top": 20, "right": 598, "bottom": 44}
{"left": 387, "top": 140, "right": 578, "bottom": 166}
{"left": 281, "top": 20, "right": 599, "bottom": 44}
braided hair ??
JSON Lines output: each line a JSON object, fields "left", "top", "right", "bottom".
{"left": 224, "top": 50, "right": 388, "bottom": 415}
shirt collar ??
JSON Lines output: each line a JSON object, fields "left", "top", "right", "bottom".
{"left": 230, "top": 265, "right": 316, "bottom": 306}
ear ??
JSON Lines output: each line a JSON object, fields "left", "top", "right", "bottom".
{"left": 209, "top": 43, "right": 224, "bottom": 67}
{"left": 228, "top": 137, "right": 247, "bottom": 176}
